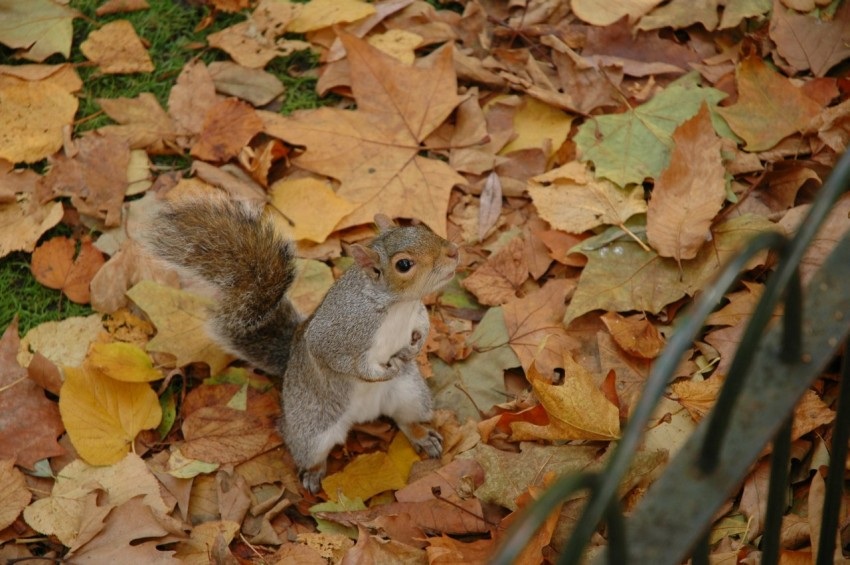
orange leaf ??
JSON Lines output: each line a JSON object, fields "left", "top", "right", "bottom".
{"left": 191, "top": 98, "right": 263, "bottom": 162}
{"left": 31, "top": 236, "right": 106, "bottom": 304}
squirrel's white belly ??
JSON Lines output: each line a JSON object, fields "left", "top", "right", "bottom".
{"left": 367, "top": 300, "right": 424, "bottom": 366}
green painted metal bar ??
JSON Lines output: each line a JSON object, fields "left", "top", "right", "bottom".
{"left": 815, "top": 335, "right": 850, "bottom": 565}
{"left": 761, "top": 417, "right": 793, "bottom": 564}
{"left": 620, "top": 227, "right": 850, "bottom": 563}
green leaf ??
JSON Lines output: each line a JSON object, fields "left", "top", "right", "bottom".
{"left": 564, "top": 214, "right": 778, "bottom": 324}
{"left": 574, "top": 76, "right": 729, "bottom": 187}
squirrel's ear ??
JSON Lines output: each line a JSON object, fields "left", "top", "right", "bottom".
{"left": 347, "top": 243, "right": 382, "bottom": 279}
{"left": 374, "top": 214, "right": 395, "bottom": 232}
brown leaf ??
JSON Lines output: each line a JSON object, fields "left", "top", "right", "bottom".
{"left": 80, "top": 20, "right": 154, "bottom": 74}
{"left": 426, "top": 535, "right": 494, "bottom": 564}
{"left": 181, "top": 406, "right": 281, "bottom": 465}
{"left": 168, "top": 61, "right": 219, "bottom": 138}
{"left": 671, "top": 376, "right": 723, "bottom": 420}
{"left": 770, "top": 0, "right": 850, "bottom": 77}
{"left": 646, "top": 105, "right": 726, "bottom": 263}
{"left": 0, "top": 319, "right": 66, "bottom": 468}
{"left": 0, "top": 459, "right": 31, "bottom": 531}
{"left": 717, "top": 53, "right": 823, "bottom": 152}
{"left": 341, "top": 526, "right": 426, "bottom": 565}
{"left": 207, "top": 61, "right": 285, "bottom": 107}
{"left": 600, "top": 312, "right": 665, "bottom": 359}
{"left": 95, "top": 0, "right": 150, "bottom": 16}
{"left": 0, "top": 194, "right": 63, "bottom": 259}
{"left": 262, "top": 33, "right": 464, "bottom": 236}
{"left": 96, "top": 93, "right": 178, "bottom": 151}
{"left": 740, "top": 458, "right": 771, "bottom": 539}
{"left": 191, "top": 98, "right": 264, "bottom": 162}
{"left": 39, "top": 132, "right": 130, "bottom": 227}
{"left": 503, "top": 279, "right": 577, "bottom": 376}
{"left": 31, "top": 236, "right": 106, "bottom": 304}
{"left": 461, "top": 237, "right": 528, "bottom": 305}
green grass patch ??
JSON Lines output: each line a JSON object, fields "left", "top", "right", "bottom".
{"left": 0, "top": 252, "right": 93, "bottom": 336}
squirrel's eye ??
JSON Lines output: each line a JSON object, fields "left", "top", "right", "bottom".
{"left": 395, "top": 258, "right": 414, "bottom": 273}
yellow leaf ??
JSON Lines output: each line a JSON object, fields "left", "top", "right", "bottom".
{"left": 79, "top": 20, "right": 154, "bottom": 74}
{"left": 321, "top": 434, "right": 420, "bottom": 502}
{"left": 0, "top": 80, "right": 78, "bottom": 163}
{"left": 367, "top": 29, "right": 422, "bottom": 65}
{"left": 287, "top": 0, "right": 375, "bottom": 33}
{"left": 500, "top": 96, "right": 573, "bottom": 156}
{"left": 87, "top": 342, "right": 162, "bottom": 383}
{"left": 270, "top": 177, "right": 355, "bottom": 243}
{"left": 126, "top": 280, "right": 233, "bottom": 374}
{"left": 511, "top": 355, "right": 620, "bottom": 441}
{"left": 0, "top": 0, "right": 79, "bottom": 62}
{"left": 59, "top": 366, "right": 161, "bottom": 465}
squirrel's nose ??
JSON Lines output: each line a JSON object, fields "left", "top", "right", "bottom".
{"left": 446, "top": 243, "right": 459, "bottom": 259}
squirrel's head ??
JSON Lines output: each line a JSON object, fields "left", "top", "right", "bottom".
{"left": 348, "top": 215, "right": 459, "bottom": 299}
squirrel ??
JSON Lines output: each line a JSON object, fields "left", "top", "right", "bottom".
{"left": 144, "top": 195, "right": 459, "bottom": 494}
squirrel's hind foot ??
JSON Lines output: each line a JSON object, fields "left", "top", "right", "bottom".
{"left": 399, "top": 422, "right": 443, "bottom": 459}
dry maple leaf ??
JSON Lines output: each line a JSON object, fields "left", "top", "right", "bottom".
{"left": 191, "top": 98, "right": 264, "bottom": 162}
{"left": 262, "top": 32, "right": 465, "bottom": 236}
{"left": 0, "top": 79, "right": 78, "bottom": 163}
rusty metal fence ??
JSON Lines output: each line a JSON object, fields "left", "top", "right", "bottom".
{"left": 494, "top": 148, "right": 850, "bottom": 564}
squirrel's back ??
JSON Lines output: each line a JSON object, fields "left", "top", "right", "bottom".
{"left": 145, "top": 195, "right": 301, "bottom": 374}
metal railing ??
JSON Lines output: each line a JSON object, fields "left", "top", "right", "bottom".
{"left": 494, "top": 147, "right": 850, "bottom": 564}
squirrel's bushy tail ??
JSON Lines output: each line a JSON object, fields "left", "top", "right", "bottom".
{"left": 146, "top": 196, "right": 301, "bottom": 375}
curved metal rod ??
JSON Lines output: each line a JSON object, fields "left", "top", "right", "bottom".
{"left": 761, "top": 416, "right": 793, "bottom": 565}
{"left": 698, "top": 264, "right": 801, "bottom": 471}
{"left": 491, "top": 473, "right": 597, "bottom": 565}
{"left": 556, "top": 230, "right": 789, "bottom": 564}
{"left": 493, "top": 147, "right": 850, "bottom": 563}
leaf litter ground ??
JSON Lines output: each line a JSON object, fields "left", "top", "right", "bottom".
{"left": 0, "top": 0, "right": 849, "bottom": 563}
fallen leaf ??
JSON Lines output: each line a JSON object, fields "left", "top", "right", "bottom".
{"left": 600, "top": 312, "right": 665, "bottom": 359}
{"left": 126, "top": 280, "right": 234, "bottom": 374}
{"left": 0, "top": 0, "right": 79, "bottom": 61}
{"left": 174, "top": 520, "right": 239, "bottom": 565}
{"left": 503, "top": 278, "right": 576, "bottom": 377}
{"left": 0, "top": 459, "right": 31, "bottom": 530}
{"left": 59, "top": 364, "right": 162, "bottom": 465}
{"left": 17, "top": 314, "right": 104, "bottom": 369}
{"left": 717, "top": 54, "right": 823, "bottom": 152}
{"left": 96, "top": 93, "right": 178, "bottom": 151}
{"left": 39, "top": 132, "right": 131, "bottom": 226}
{"left": 574, "top": 77, "right": 727, "bottom": 186}
{"left": 0, "top": 195, "right": 63, "bottom": 259}
{"left": 671, "top": 376, "right": 724, "bottom": 420}
{"left": 67, "top": 496, "right": 182, "bottom": 563}
{"left": 528, "top": 161, "right": 647, "bottom": 234}
{"left": 191, "top": 98, "right": 264, "bottom": 162}
{"left": 426, "top": 536, "right": 494, "bottom": 564}
{"left": 511, "top": 354, "right": 620, "bottom": 442}
{"left": 322, "top": 433, "right": 421, "bottom": 501}
{"left": 288, "top": 0, "right": 375, "bottom": 33}
{"left": 95, "top": 0, "right": 150, "bottom": 16}
{"left": 770, "top": 0, "right": 850, "bottom": 77}
{"left": 23, "top": 453, "right": 168, "bottom": 546}
{"left": 167, "top": 60, "right": 219, "bottom": 138}
{"left": 30, "top": 236, "right": 106, "bottom": 304}
{"left": 206, "top": 0, "right": 304, "bottom": 69}
{"left": 0, "top": 319, "right": 66, "bottom": 468}
{"left": 461, "top": 236, "right": 528, "bottom": 305}
{"left": 180, "top": 405, "right": 281, "bottom": 465}
{"left": 637, "top": 0, "right": 719, "bottom": 30}
{"left": 564, "top": 214, "right": 776, "bottom": 324}
{"left": 0, "top": 80, "right": 78, "bottom": 163}
{"left": 571, "top": 0, "right": 663, "bottom": 26}
{"left": 87, "top": 342, "right": 162, "bottom": 383}
{"left": 500, "top": 96, "right": 573, "bottom": 155}
{"left": 270, "top": 177, "right": 355, "bottom": 243}
{"left": 288, "top": 258, "right": 334, "bottom": 316}
{"left": 262, "top": 33, "right": 464, "bottom": 236}
{"left": 646, "top": 104, "right": 726, "bottom": 262}
{"left": 207, "top": 61, "right": 285, "bottom": 106}
{"left": 80, "top": 19, "right": 154, "bottom": 74}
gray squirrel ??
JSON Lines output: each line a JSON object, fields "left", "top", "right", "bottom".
{"left": 144, "top": 195, "right": 459, "bottom": 493}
